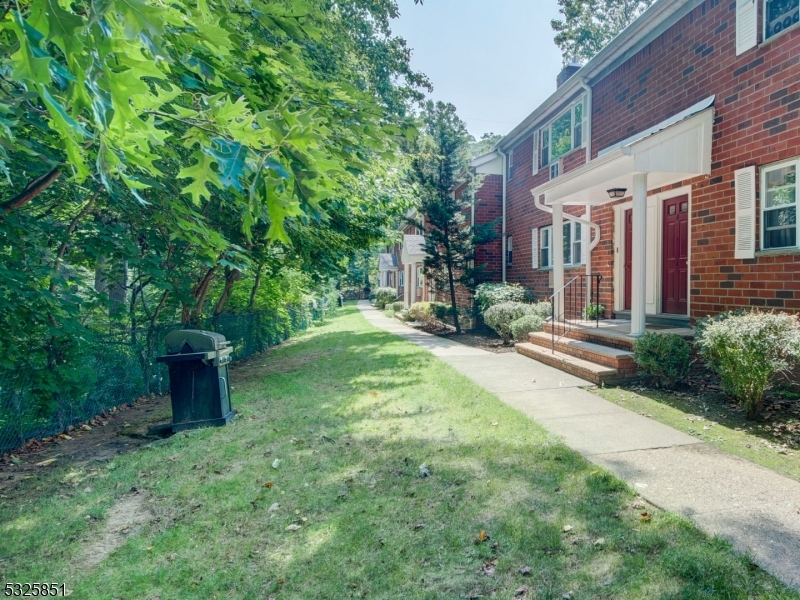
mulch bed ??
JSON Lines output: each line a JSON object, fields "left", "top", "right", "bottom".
{"left": 407, "top": 321, "right": 515, "bottom": 354}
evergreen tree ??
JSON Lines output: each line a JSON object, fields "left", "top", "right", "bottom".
{"left": 410, "top": 102, "right": 496, "bottom": 334}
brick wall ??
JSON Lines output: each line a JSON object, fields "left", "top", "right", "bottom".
{"left": 496, "top": 0, "right": 800, "bottom": 318}
{"left": 504, "top": 128, "right": 590, "bottom": 302}
{"left": 590, "top": 0, "right": 800, "bottom": 318}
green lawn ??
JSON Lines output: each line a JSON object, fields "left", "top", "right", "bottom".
{"left": 1, "top": 306, "right": 798, "bottom": 599}
{"left": 593, "top": 386, "right": 800, "bottom": 484}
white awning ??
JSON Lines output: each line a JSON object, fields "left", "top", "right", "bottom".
{"left": 534, "top": 102, "right": 714, "bottom": 206}
{"left": 401, "top": 234, "right": 428, "bottom": 264}
{"left": 470, "top": 151, "right": 503, "bottom": 175}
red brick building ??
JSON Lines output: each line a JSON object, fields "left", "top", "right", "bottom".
{"left": 470, "top": 0, "right": 800, "bottom": 336}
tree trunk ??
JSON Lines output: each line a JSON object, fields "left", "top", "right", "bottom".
{"left": 249, "top": 263, "right": 264, "bottom": 310}
{"left": 443, "top": 224, "right": 461, "bottom": 334}
{"left": 214, "top": 267, "right": 241, "bottom": 315}
{"left": 191, "top": 266, "right": 218, "bottom": 324}
{"left": 49, "top": 193, "right": 98, "bottom": 294}
{"left": 1, "top": 167, "right": 62, "bottom": 213}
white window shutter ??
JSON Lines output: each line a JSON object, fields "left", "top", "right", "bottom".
{"left": 531, "top": 229, "right": 539, "bottom": 269}
{"left": 581, "top": 216, "right": 589, "bottom": 265}
{"left": 532, "top": 131, "right": 539, "bottom": 176}
{"left": 734, "top": 166, "right": 757, "bottom": 259}
{"left": 736, "top": 0, "right": 757, "bottom": 56}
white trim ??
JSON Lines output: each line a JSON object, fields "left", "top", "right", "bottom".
{"left": 759, "top": 158, "right": 798, "bottom": 252}
{"left": 539, "top": 96, "right": 585, "bottom": 168}
{"left": 762, "top": 0, "right": 800, "bottom": 45}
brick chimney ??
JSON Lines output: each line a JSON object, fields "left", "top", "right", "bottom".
{"left": 557, "top": 63, "right": 583, "bottom": 88}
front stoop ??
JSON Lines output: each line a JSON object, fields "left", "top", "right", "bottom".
{"left": 515, "top": 342, "right": 629, "bottom": 386}
{"left": 527, "top": 332, "right": 638, "bottom": 373}
{"left": 544, "top": 321, "right": 636, "bottom": 351}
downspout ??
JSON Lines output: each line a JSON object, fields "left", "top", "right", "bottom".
{"left": 499, "top": 151, "right": 508, "bottom": 282}
{"left": 579, "top": 77, "right": 592, "bottom": 162}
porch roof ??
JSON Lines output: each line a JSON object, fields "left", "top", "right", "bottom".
{"left": 378, "top": 253, "right": 398, "bottom": 271}
{"left": 401, "top": 234, "right": 427, "bottom": 264}
{"left": 534, "top": 98, "right": 715, "bottom": 207}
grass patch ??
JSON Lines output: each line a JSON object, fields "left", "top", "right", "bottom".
{"left": 593, "top": 385, "right": 800, "bottom": 483}
{"left": 1, "top": 306, "right": 797, "bottom": 599}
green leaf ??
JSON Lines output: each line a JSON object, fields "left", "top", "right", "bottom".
{"left": 8, "top": 12, "right": 52, "bottom": 85}
{"left": 208, "top": 138, "right": 251, "bottom": 192}
{"left": 178, "top": 149, "right": 222, "bottom": 204}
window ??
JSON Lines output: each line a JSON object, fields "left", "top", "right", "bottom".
{"left": 540, "top": 97, "right": 585, "bottom": 171}
{"left": 537, "top": 223, "right": 581, "bottom": 269}
{"left": 399, "top": 270, "right": 405, "bottom": 287}
{"left": 540, "top": 227, "right": 551, "bottom": 268}
{"left": 508, "top": 149, "right": 514, "bottom": 180}
{"left": 417, "top": 266, "right": 424, "bottom": 287}
{"left": 761, "top": 158, "right": 798, "bottom": 249}
{"left": 764, "top": 0, "right": 800, "bottom": 41}
{"left": 507, "top": 235, "right": 513, "bottom": 266}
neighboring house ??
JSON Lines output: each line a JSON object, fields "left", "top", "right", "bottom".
{"left": 378, "top": 252, "right": 398, "bottom": 289}
{"left": 471, "top": 0, "right": 800, "bottom": 337}
{"left": 377, "top": 214, "right": 435, "bottom": 308}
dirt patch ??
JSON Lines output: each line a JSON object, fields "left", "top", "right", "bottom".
{"left": 73, "top": 490, "right": 152, "bottom": 570}
{"left": 0, "top": 395, "right": 172, "bottom": 495}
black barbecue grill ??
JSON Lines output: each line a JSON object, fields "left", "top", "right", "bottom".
{"left": 154, "top": 330, "right": 236, "bottom": 433}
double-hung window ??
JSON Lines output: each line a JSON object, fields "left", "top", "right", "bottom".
{"left": 537, "top": 223, "right": 582, "bottom": 268}
{"left": 540, "top": 227, "right": 551, "bottom": 268}
{"left": 507, "top": 235, "right": 513, "bottom": 266}
{"left": 761, "top": 158, "right": 798, "bottom": 250}
{"left": 764, "top": 0, "right": 800, "bottom": 41}
{"left": 539, "top": 96, "right": 585, "bottom": 176}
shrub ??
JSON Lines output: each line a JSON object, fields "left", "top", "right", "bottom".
{"left": 511, "top": 314, "right": 545, "bottom": 341}
{"left": 431, "top": 302, "right": 454, "bottom": 321}
{"left": 585, "top": 303, "right": 605, "bottom": 320}
{"left": 483, "top": 302, "right": 536, "bottom": 343}
{"left": 475, "top": 283, "right": 529, "bottom": 313}
{"left": 374, "top": 287, "right": 397, "bottom": 310}
{"left": 695, "top": 311, "right": 800, "bottom": 419}
{"left": 408, "top": 302, "right": 433, "bottom": 324}
{"left": 633, "top": 332, "right": 691, "bottom": 389}
{"left": 392, "top": 301, "right": 405, "bottom": 312}
{"left": 530, "top": 301, "right": 553, "bottom": 320}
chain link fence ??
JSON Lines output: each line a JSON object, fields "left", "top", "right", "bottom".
{"left": 0, "top": 302, "right": 334, "bottom": 455}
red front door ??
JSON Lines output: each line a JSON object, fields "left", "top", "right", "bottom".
{"left": 624, "top": 209, "right": 633, "bottom": 311}
{"left": 662, "top": 195, "right": 689, "bottom": 315}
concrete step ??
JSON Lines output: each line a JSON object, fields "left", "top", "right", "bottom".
{"left": 515, "top": 342, "right": 633, "bottom": 386}
{"left": 527, "top": 332, "right": 638, "bottom": 372}
{"left": 544, "top": 321, "right": 635, "bottom": 351}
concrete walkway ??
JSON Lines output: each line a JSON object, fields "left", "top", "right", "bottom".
{"left": 357, "top": 302, "right": 800, "bottom": 588}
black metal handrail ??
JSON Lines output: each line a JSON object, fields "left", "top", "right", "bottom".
{"left": 549, "top": 274, "right": 603, "bottom": 354}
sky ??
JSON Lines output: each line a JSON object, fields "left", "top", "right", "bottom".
{"left": 390, "top": 0, "right": 566, "bottom": 139}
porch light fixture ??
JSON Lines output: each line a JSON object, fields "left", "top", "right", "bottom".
{"left": 607, "top": 187, "right": 627, "bottom": 199}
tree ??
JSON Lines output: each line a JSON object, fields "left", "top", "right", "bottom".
{"left": 410, "top": 102, "right": 496, "bottom": 334}
{"left": 0, "top": 0, "right": 429, "bottom": 414}
{"left": 551, "top": 0, "right": 654, "bottom": 63}
{"left": 470, "top": 133, "right": 503, "bottom": 159}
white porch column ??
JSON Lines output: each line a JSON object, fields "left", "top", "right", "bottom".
{"left": 585, "top": 204, "right": 592, "bottom": 311}
{"left": 404, "top": 265, "right": 411, "bottom": 308}
{"left": 552, "top": 203, "right": 565, "bottom": 317}
{"left": 410, "top": 263, "right": 418, "bottom": 305}
{"left": 631, "top": 172, "right": 648, "bottom": 337}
